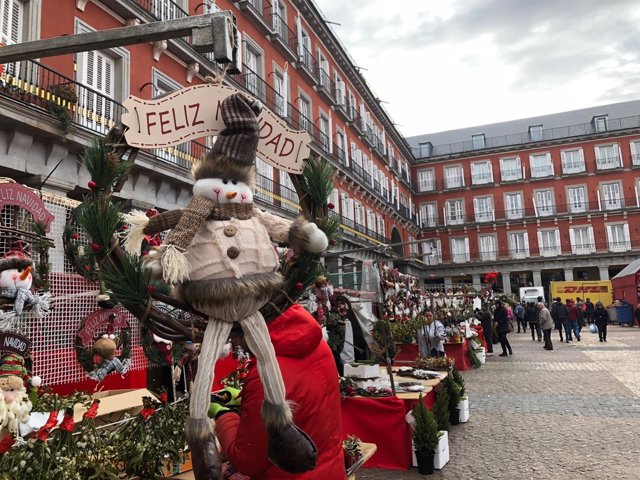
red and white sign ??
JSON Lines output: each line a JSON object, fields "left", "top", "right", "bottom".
{"left": 121, "top": 84, "right": 310, "bottom": 174}
{"left": 0, "top": 183, "right": 54, "bottom": 231}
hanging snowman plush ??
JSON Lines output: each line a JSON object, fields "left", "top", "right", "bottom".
{"left": 124, "top": 93, "right": 325, "bottom": 479}
{"left": 0, "top": 241, "right": 49, "bottom": 319}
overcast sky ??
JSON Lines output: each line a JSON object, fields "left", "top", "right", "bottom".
{"left": 315, "top": 0, "right": 640, "bottom": 137}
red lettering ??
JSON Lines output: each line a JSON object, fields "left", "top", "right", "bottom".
{"left": 259, "top": 121, "right": 273, "bottom": 139}
{"left": 172, "top": 108, "right": 186, "bottom": 131}
{"left": 265, "top": 133, "right": 282, "bottom": 152}
{"left": 190, "top": 103, "right": 204, "bottom": 126}
{"left": 146, "top": 112, "right": 157, "bottom": 135}
{"left": 159, "top": 111, "right": 171, "bottom": 134}
{"left": 279, "top": 138, "right": 294, "bottom": 156}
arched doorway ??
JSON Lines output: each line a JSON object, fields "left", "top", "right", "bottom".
{"left": 390, "top": 227, "right": 403, "bottom": 256}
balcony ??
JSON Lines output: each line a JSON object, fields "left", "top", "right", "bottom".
{"left": 315, "top": 66, "right": 335, "bottom": 104}
{"left": 500, "top": 168, "right": 523, "bottom": 182}
{"left": 332, "top": 87, "right": 349, "bottom": 121}
{"left": 413, "top": 114, "right": 640, "bottom": 159}
{"left": 328, "top": 212, "right": 390, "bottom": 244}
{"left": 296, "top": 47, "right": 318, "bottom": 85}
{"left": 269, "top": 13, "right": 298, "bottom": 61}
{"left": 351, "top": 112, "right": 365, "bottom": 136}
{"left": 362, "top": 126, "right": 375, "bottom": 148}
{"left": 596, "top": 155, "right": 622, "bottom": 170}
{"left": 236, "top": 0, "right": 274, "bottom": 35}
{"left": 132, "top": 0, "right": 187, "bottom": 21}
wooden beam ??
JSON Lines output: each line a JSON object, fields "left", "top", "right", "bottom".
{"left": 0, "top": 12, "right": 237, "bottom": 64}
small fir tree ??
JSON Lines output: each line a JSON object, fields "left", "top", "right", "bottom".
{"left": 433, "top": 386, "right": 450, "bottom": 432}
{"left": 411, "top": 395, "right": 441, "bottom": 455}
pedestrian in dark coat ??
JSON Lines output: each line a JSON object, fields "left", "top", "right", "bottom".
{"left": 493, "top": 300, "right": 512, "bottom": 357}
{"left": 480, "top": 307, "right": 494, "bottom": 354}
{"left": 550, "top": 297, "right": 567, "bottom": 342}
{"left": 593, "top": 301, "right": 610, "bottom": 342}
{"left": 525, "top": 302, "right": 541, "bottom": 341}
{"left": 585, "top": 298, "right": 595, "bottom": 324}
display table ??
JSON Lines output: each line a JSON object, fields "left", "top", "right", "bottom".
{"left": 443, "top": 341, "right": 472, "bottom": 371}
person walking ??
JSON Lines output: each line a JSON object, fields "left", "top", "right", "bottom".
{"left": 538, "top": 302, "right": 554, "bottom": 351}
{"left": 593, "top": 301, "right": 610, "bottom": 342}
{"left": 479, "top": 306, "right": 494, "bottom": 355}
{"left": 525, "top": 301, "right": 542, "bottom": 341}
{"left": 514, "top": 301, "right": 526, "bottom": 333}
{"left": 576, "top": 297, "right": 585, "bottom": 334}
{"left": 585, "top": 298, "right": 595, "bottom": 324}
{"left": 565, "top": 299, "right": 580, "bottom": 342}
{"left": 550, "top": 297, "right": 567, "bottom": 342}
{"left": 493, "top": 300, "right": 513, "bottom": 357}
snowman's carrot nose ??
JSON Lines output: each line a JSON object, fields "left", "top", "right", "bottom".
{"left": 226, "top": 192, "right": 237, "bottom": 200}
{"left": 20, "top": 265, "right": 32, "bottom": 281}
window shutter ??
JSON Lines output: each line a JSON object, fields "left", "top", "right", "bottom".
{"left": 283, "top": 69, "right": 289, "bottom": 109}
{"left": 588, "top": 227, "right": 595, "bottom": 250}
{"left": 569, "top": 228, "right": 576, "bottom": 254}
{"left": 555, "top": 229, "right": 561, "bottom": 254}
{"left": 488, "top": 161, "right": 493, "bottom": 182}
{"left": 548, "top": 153, "right": 554, "bottom": 176}
{"left": 615, "top": 143, "right": 621, "bottom": 167}
{"left": 537, "top": 231, "right": 543, "bottom": 255}
{"left": 461, "top": 167, "right": 465, "bottom": 187}
{"left": 623, "top": 223, "right": 630, "bottom": 247}
{"left": 524, "top": 232, "right": 530, "bottom": 255}
{"left": 464, "top": 237, "right": 470, "bottom": 261}
{"left": 473, "top": 198, "right": 478, "bottom": 218}
{"left": 499, "top": 158, "right": 505, "bottom": 177}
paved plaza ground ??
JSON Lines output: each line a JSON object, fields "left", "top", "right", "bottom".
{"left": 358, "top": 325, "right": 640, "bottom": 480}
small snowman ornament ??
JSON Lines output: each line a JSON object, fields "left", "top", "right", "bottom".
{"left": 0, "top": 241, "right": 49, "bottom": 318}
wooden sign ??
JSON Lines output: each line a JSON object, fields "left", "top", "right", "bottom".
{"left": 0, "top": 332, "right": 31, "bottom": 356}
{"left": 76, "top": 309, "right": 127, "bottom": 347}
{"left": 121, "top": 84, "right": 311, "bottom": 174}
{"left": 0, "top": 183, "right": 54, "bottom": 232}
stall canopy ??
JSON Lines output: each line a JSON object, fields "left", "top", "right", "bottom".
{"left": 611, "top": 258, "right": 640, "bottom": 310}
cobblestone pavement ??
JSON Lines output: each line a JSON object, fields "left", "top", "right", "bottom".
{"left": 357, "top": 326, "right": 640, "bottom": 480}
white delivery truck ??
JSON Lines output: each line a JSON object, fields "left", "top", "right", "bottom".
{"left": 519, "top": 286, "right": 545, "bottom": 305}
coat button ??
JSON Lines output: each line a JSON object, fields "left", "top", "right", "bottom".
{"left": 227, "top": 246, "right": 240, "bottom": 259}
{"left": 224, "top": 226, "right": 237, "bottom": 237}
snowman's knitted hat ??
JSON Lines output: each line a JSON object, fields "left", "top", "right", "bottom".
{"left": 0, "top": 241, "right": 33, "bottom": 273}
{"left": 192, "top": 93, "right": 260, "bottom": 185}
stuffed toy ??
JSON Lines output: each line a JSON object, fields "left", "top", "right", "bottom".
{"left": 124, "top": 93, "right": 325, "bottom": 479}
{"left": 0, "top": 353, "right": 40, "bottom": 436}
{"left": 0, "top": 241, "right": 50, "bottom": 319}
{"left": 88, "top": 333, "right": 131, "bottom": 382}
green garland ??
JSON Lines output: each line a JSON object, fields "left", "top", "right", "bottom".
{"left": 74, "top": 316, "right": 131, "bottom": 375}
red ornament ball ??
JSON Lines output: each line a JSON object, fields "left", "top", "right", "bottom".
{"left": 329, "top": 239, "right": 337, "bottom": 246}
{"left": 83, "top": 265, "right": 91, "bottom": 272}
{"left": 88, "top": 180, "right": 98, "bottom": 190}
{"left": 72, "top": 233, "right": 79, "bottom": 240}
{"left": 90, "top": 242, "right": 101, "bottom": 252}
{"left": 327, "top": 202, "right": 335, "bottom": 210}
{"left": 295, "top": 281, "right": 304, "bottom": 291}
{"left": 147, "top": 285, "right": 157, "bottom": 295}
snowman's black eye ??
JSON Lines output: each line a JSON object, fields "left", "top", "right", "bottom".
{"left": 222, "top": 179, "right": 228, "bottom": 185}
{"left": 17, "top": 267, "right": 23, "bottom": 273}
{"left": 232, "top": 180, "right": 237, "bottom": 185}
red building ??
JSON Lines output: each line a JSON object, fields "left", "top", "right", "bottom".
{"left": 408, "top": 101, "right": 640, "bottom": 296}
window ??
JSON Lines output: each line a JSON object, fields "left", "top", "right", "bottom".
{"left": 631, "top": 140, "right": 640, "bottom": 166}
{"left": 569, "top": 226, "right": 595, "bottom": 255}
{"left": 279, "top": 170, "right": 299, "bottom": 213}
{"left": 601, "top": 182, "right": 622, "bottom": 210}
{"left": 409, "top": 236, "right": 419, "bottom": 256}
{"left": 538, "top": 229, "right": 560, "bottom": 257}
{"left": 354, "top": 201, "right": 364, "bottom": 225}
{"left": 273, "top": 68, "right": 287, "bottom": 118}
{"left": 335, "top": 130, "right": 346, "bottom": 163}
{"left": 444, "top": 165, "right": 464, "bottom": 189}
{"left": 298, "top": 95, "right": 312, "bottom": 133}
{"left": 272, "top": 0, "right": 286, "bottom": 37}
{"left": 561, "top": 148, "right": 585, "bottom": 174}
{"left": 471, "top": 161, "right": 493, "bottom": 185}
{"left": 317, "top": 51, "right": 330, "bottom": 88}
{"left": 450, "top": 237, "right": 470, "bottom": 263}
{"left": 334, "top": 74, "right": 345, "bottom": 105}
{"left": 505, "top": 193, "right": 524, "bottom": 219}
{"left": 472, "top": 134, "right": 485, "bottom": 149}
{"left": 418, "top": 142, "right": 432, "bottom": 157}
{"left": 473, "top": 196, "right": 494, "bottom": 222}
{"left": 500, "top": 156, "right": 522, "bottom": 181}
{"left": 422, "top": 239, "right": 441, "bottom": 265}
{"left": 340, "top": 193, "right": 354, "bottom": 221}
{"left": 244, "top": 41, "right": 264, "bottom": 100}
{"left": 593, "top": 115, "right": 607, "bottom": 132}
{"left": 255, "top": 158, "right": 274, "bottom": 203}
{"left": 479, "top": 235, "right": 497, "bottom": 261}
{"left": 377, "top": 216, "right": 385, "bottom": 236}
{"left": 348, "top": 91, "right": 357, "bottom": 119}
{"left": 445, "top": 199, "right": 465, "bottom": 225}
{"left": 606, "top": 223, "right": 630, "bottom": 252}
{"left": 529, "top": 125, "right": 543, "bottom": 141}
{"left": 151, "top": 0, "right": 187, "bottom": 20}
{"left": 529, "top": 153, "right": 554, "bottom": 178}
{"left": 567, "top": 186, "right": 587, "bottom": 213}
{"left": 534, "top": 190, "right": 554, "bottom": 217}
{"left": 420, "top": 203, "right": 437, "bottom": 228}
{"left": 508, "top": 232, "right": 529, "bottom": 259}
{"left": 329, "top": 188, "right": 339, "bottom": 212}
{"left": 595, "top": 144, "right": 621, "bottom": 170}
{"left": 366, "top": 208, "right": 375, "bottom": 232}
{"left": 152, "top": 70, "right": 187, "bottom": 165}
{"left": 417, "top": 169, "right": 435, "bottom": 191}
{"left": 299, "top": 29, "right": 312, "bottom": 69}
{"left": 319, "top": 114, "right": 330, "bottom": 151}
{"left": 0, "top": 0, "right": 21, "bottom": 46}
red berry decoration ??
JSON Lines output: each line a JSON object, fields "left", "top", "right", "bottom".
{"left": 147, "top": 285, "right": 157, "bottom": 295}
{"left": 90, "top": 242, "right": 101, "bottom": 252}
{"left": 83, "top": 265, "right": 91, "bottom": 272}
{"left": 88, "top": 180, "right": 98, "bottom": 190}
{"left": 120, "top": 225, "right": 129, "bottom": 231}
{"left": 327, "top": 202, "right": 335, "bottom": 210}
{"left": 295, "top": 281, "right": 304, "bottom": 291}
{"left": 72, "top": 233, "right": 79, "bottom": 240}
{"left": 329, "top": 239, "right": 337, "bottom": 246}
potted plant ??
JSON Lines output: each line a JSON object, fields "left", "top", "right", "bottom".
{"left": 342, "top": 434, "right": 361, "bottom": 470}
{"left": 411, "top": 394, "right": 441, "bottom": 475}
{"left": 451, "top": 368, "right": 469, "bottom": 422}
{"left": 444, "top": 375, "right": 463, "bottom": 426}
{"left": 433, "top": 385, "right": 450, "bottom": 432}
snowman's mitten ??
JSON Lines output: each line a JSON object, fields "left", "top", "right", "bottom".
{"left": 288, "top": 218, "right": 328, "bottom": 253}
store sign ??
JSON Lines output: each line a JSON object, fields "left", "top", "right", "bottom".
{"left": 558, "top": 286, "right": 608, "bottom": 293}
{"left": 0, "top": 332, "right": 31, "bottom": 356}
{"left": 77, "top": 309, "right": 127, "bottom": 347}
{"left": 121, "top": 84, "right": 310, "bottom": 174}
{"left": 0, "top": 183, "right": 54, "bottom": 231}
